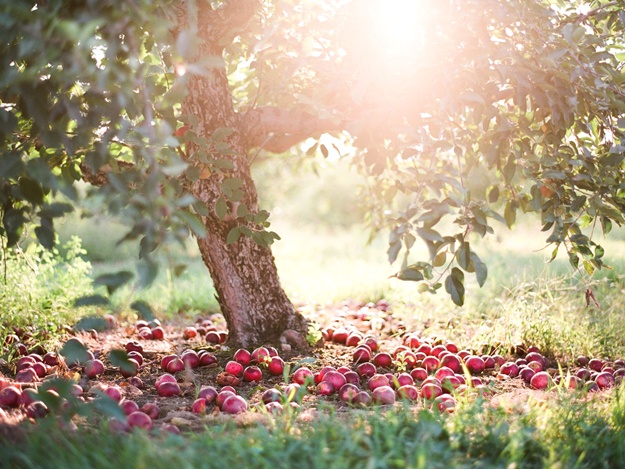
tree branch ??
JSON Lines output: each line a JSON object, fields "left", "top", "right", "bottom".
{"left": 79, "top": 160, "right": 134, "bottom": 187}
{"left": 239, "top": 106, "right": 344, "bottom": 152}
{"left": 199, "top": 0, "right": 260, "bottom": 46}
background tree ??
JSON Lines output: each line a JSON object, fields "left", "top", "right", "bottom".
{"left": 1, "top": 0, "right": 624, "bottom": 346}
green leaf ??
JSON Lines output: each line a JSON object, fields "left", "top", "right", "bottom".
{"left": 445, "top": 268, "right": 465, "bottom": 306}
{"left": 74, "top": 316, "right": 110, "bottom": 332}
{"left": 582, "top": 260, "right": 595, "bottom": 276}
{"left": 177, "top": 209, "right": 207, "bottom": 238}
{"left": 130, "top": 300, "right": 155, "bottom": 321}
{"left": 388, "top": 240, "right": 401, "bottom": 264}
{"left": 89, "top": 394, "right": 126, "bottom": 421}
{"left": 0, "top": 153, "right": 24, "bottom": 179}
{"left": 215, "top": 197, "right": 228, "bottom": 219}
{"left": 94, "top": 271, "right": 133, "bottom": 295}
{"left": 212, "top": 127, "right": 235, "bottom": 142}
{"left": 320, "top": 144, "right": 329, "bottom": 158}
{"left": 19, "top": 177, "right": 45, "bottom": 205}
{"left": 417, "top": 227, "right": 445, "bottom": 243}
{"left": 59, "top": 339, "right": 91, "bottom": 366}
{"left": 137, "top": 259, "right": 158, "bottom": 288}
{"left": 504, "top": 201, "right": 516, "bottom": 228}
{"left": 109, "top": 349, "right": 137, "bottom": 375}
{"left": 488, "top": 185, "right": 500, "bottom": 203}
{"left": 226, "top": 226, "right": 241, "bottom": 244}
{"left": 433, "top": 251, "right": 446, "bottom": 267}
{"left": 456, "top": 242, "right": 472, "bottom": 272}
{"left": 396, "top": 267, "right": 424, "bottom": 282}
{"left": 74, "top": 294, "right": 110, "bottom": 307}
{"left": 470, "top": 252, "right": 488, "bottom": 287}
{"left": 35, "top": 222, "right": 55, "bottom": 249}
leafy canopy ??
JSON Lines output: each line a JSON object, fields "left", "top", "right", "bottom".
{"left": 2, "top": 0, "right": 625, "bottom": 306}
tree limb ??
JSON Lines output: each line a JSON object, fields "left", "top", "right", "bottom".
{"left": 199, "top": 0, "right": 260, "bottom": 47}
{"left": 239, "top": 106, "right": 344, "bottom": 152}
{"left": 79, "top": 160, "right": 134, "bottom": 187}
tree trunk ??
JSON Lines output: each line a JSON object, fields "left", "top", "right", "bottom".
{"left": 181, "top": 40, "right": 307, "bottom": 348}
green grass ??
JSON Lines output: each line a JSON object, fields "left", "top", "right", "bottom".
{"left": 4, "top": 388, "right": 625, "bottom": 468}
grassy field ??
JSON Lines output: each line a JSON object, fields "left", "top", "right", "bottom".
{"left": 3, "top": 158, "right": 625, "bottom": 468}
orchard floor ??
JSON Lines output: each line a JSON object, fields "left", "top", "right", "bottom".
{"left": 0, "top": 298, "right": 615, "bottom": 441}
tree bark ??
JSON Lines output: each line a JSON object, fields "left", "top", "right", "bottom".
{"left": 179, "top": 1, "right": 308, "bottom": 348}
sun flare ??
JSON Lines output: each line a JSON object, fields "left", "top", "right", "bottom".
{"left": 369, "top": 0, "right": 426, "bottom": 62}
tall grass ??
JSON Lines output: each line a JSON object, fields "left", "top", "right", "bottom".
{"left": 4, "top": 386, "right": 625, "bottom": 468}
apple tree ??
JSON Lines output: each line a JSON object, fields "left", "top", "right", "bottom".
{"left": 1, "top": 0, "right": 625, "bottom": 346}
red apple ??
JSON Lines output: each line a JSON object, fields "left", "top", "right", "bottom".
{"left": 205, "top": 331, "right": 221, "bottom": 344}
{"left": 120, "top": 400, "right": 140, "bottom": 416}
{"left": 422, "top": 356, "right": 440, "bottom": 372}
{"left": 198, "top": 386, "right": 218, "bottom": 403}
{"left": 267, "top": 355, "right": 284, "bottom": 376}
{"left": 151, "top": 326, "right": 165, "bottom": 340}
{"left": 127, "top": 411, "right": 153, "bottom": 430}
{"left": 430, "top": 345, "right": 447, "bottom": 358}
{"left": 104, "top": 386, "right": 123, "bottom": 402}
{"left": 0, "top": 386, "right": 21, "bottom": 407}
{"left": 25, "top": 401, "right": 49, "bottom": 419}
{"left": 125, "top": 341, "right": 143, "bottom": 353}
{"left": 372, "top": 385, "right": 396, "bottom": 405}
{"left": 345, "top": 332, "right": 363, "bottom": 347}
{"left": 233, "top": 349, "right": 252, "bottom": 366}
{"left": 157, "top": 381, "right": 181, "bottom": 397}
{"left": 322, "top": 371, "right": 347, "bottom": 390}
{"left": 530, "top": 371, "right": 552, "bottom": 390}
{"left": 499, "top": 362, "right": 519, "bottom": 378}
{"left": 222, "top": 395, "right": 247, "bottom": 414}
{"left": 251, "top": 347, "right": 270, "bottom": 364}
{"left": 519, "top": 367, "right": 535, "bottom": 383}
{"left": 181, "top": 350, "right": 200, "bottom": 369}
{"left": 191, "top": 398, "right": 208, "bottom": 414}
{"left": 155, "top": 373, "right": 177, "bottom": 389}
{"left": 292, "top": 367, "right": 313, "bottom": 385}
{"left": 410, "top": 367, "right": 428, "bottom": 382}
{"left": 434, "top": 366, "right": 455, "bottom": 381}
{"left": 373, "top": 353, "right": 393, "bottom": 368}
{"left": 199, "top": 352, "right": 218, "bottom": 367}
{"left": 353, "top": 347, "right": 372, "bottom": 363}
{"left": 421, "top": 383, "right": 443, "bottom": 400}
{"left": 316, "top": 381, "right": 335, "bottom": 396}
{"left": 367, "top": 374, "right": 390, "bottom": 391}
{"left": 353, "top": 391, "right": 372, "bottom": 407}
{"left": 338, "top": 383, "right": 360, "bottom": 403}
{"left": 225, "top": 361, "right": 244, "bottom": 377}
{"left": 363, "top": 337, "right": 379, "bottom": 352}
{"left": 242, "top": 366, "right": 263, "bottom": 382}
{"left": 397, "top": 385, "right": 419, "bottom": 400}
{"left": 165, "top": 357, "right": 184, "bottom": 374}
{"left": 261, "top": 388, "right": 282, "bottom": 404}
{"left": 589, "top": 358, "right": 605, "bottom": 372}
{"left": 161, "top": 354, "right": 178, "bottom": 371}
{"left": 85, "top": 359, "right": 105, "bottom": 379}
{"left": 440, "top": 354, "right": 462, "bottom": 373}
{"left": 596, "top": 372, "right": 615, "bottom": 389}
{"left": 31, "top": 362, "right": 48, "bottom": 378}
{"left": 141, "top": 403, "right": 160, "bottom": 420}
{"left": 216, "top": 390, "right": 236, "bottom": 409}
{"left": 125, "top": 351, "right": 143, "bottom": 366}
{"left": 182, "top": 327, "right": 198, "bottom": 340}
{"left": 356, "top": 362, "right": 377, "bottom": 378}
{"left": 482, "top": 356, "right": 495, "bottom": 369}
{"left": 465, "top": 356, "right": 486, "bottom": 375}
{"left": 15, "top": 367, "right": 39, "bottom": 383}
